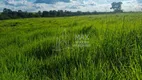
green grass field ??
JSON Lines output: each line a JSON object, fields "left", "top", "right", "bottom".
{"left": 0, "top": 13, "right": 142, "bottom": 80}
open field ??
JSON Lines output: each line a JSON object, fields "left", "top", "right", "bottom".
{"left": 0, "top": 13, "right": 142, "bottom": 80}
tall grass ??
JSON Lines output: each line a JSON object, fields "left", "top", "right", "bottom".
{"left": 0, "top": 13, "right": 142, "bottom": 80}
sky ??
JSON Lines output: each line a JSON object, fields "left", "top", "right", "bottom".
{"left": 0, "top": 0, "right": 142, "bottom": 12}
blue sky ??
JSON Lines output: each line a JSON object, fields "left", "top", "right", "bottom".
{"left": 0, "top": 0, "right": 142, "bottom": 12}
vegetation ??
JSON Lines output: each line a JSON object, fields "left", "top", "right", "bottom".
{"left": 0, "top": 7, "right": 123, "bottom": 20}
{"left": 0, "top": 13, "right": 142, "bottom": 80}
{"left": 0, "top": 8, "right": 98, "bottom": 20}
{"left": 0, "top": 2, "right": 123, "bottom": 20}
{"left": 110, "top": 2, "right": 123, "bottom": 12}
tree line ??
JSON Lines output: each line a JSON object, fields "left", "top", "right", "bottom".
{"left": 0, "top": 8, "right": 121, "bottom": 20}
{"left": 0, "top": 9, "right": 123, "bottom": 20}
{"left": 0, "top": 8, "right": 99, "bottom": 20}
{"left": 0, "top": 2, "right": 124, "bottom": 20}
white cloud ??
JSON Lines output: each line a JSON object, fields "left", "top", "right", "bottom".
{"left": 122, "top": 0, "right": 142, "bottom": 11}
{"left": 0, "top": 0, "right": 141, "bottom": 12}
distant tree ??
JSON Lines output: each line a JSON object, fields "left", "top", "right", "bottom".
{"left": 18, "top": 10, "right": 24, "bottom": 18}
{"left": 42, "top": 11, "right": 49, "bottom": 17}
{"left": 1, "top": 8, "right": 13, "bottom": 19}
{"left": 27, "top": 13, "right": 33, "bottom": 17}
{"left": 64, "top": 10, "right": 71, "bottom": 16}
{"left": 110, "top": 2, "right": 123, "bottom": 12}
{"left": 92, "top": 11, "right": 97, "bottom": 14}
{"left": 38, "top": 11, "right": 42, "bottom": 17}
{"left": 76, "top": 11, "right": 82, "bottom": 15}
{"left": 53, "top": 10, "right": 57, "bottom": 17}
{"left": 2, "top": 8, "right": 12, "bottom": 14}
{"left": 57, "top": 10, "right": 64, "bottom": 16}
{"left": 11, "top": 11, "right": 18, "bottom": 18}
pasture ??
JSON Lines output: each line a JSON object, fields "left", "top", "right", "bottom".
{"left": 0, "top": 13, "right": 142, "bottom": 80}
